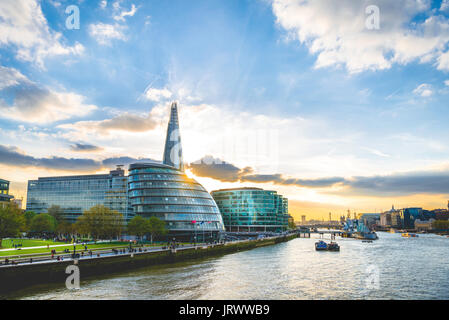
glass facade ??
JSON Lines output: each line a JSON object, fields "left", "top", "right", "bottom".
{"left": 0, "top": 179, "right": 13, "bottom": 203}
{"left": 211, "top": 188, "right": 289, "bottom": 232}
{"left": 128, "top": 163, "right": 225, "bottom": 240}
{"left": 26, "top": 167, "right": 131, "bottom": 223}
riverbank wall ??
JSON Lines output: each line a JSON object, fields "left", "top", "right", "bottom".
{"left": 0, "top": 234, "right": 297, "bottom": 296}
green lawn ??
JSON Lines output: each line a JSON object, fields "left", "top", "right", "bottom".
{"left": 0, "top": 238, "right": 62, "bottom": 249}
{"left": 0, "top": 242, "right": 162, "bottom": 258}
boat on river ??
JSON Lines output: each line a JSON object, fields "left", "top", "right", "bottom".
{"left": 315, "top": 240, "right": 328, "bottom": 251}
{"left": 354, "top": 231, "right": 378, "bottom": 240}
{"left": 327, "top": 242, "right": 340, "bottom": 251}
{"left": 315, "top": 241, "right": 340, "bottom": 251}
{"left": 402, "top": 233, "right": 418, "bottom": 238}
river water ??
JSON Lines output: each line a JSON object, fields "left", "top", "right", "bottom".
{"left": 16, "top": 232, "right": 449, "bottom": 300}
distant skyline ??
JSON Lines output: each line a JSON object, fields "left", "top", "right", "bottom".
{"left": 1, "top": 0, "right": 449, "bottom": 219}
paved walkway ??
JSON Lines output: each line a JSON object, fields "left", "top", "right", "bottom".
{"left": 0, "top": 244, "right": 213, "bottom": 268}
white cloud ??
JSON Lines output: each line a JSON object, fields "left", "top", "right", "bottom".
{"left": 0, "top": 66, "right": 96, "bottom": 123}
{"left": 100, "top": 0, "right": 107, "bottom": 9}
{"left": 445, "top": 80, "right": 449, "bottom": 86}
{"left": 143, "top": 87, "right": 173, "bottom": 102}
{"left": 0, "top": 66, "right": 28, "bottom": 90}
{"left": 441, "top": 0, "right": 449, "bottom": 12}
{"left": 272, "top": 0, "right": 449, "bottom": 73}
{"left": 437, "top": 50, "right": 449, "bottom": 70}
{"left": 89, "top": 23, "right": 126, "bottom": 45}
{"left": 48, "top": 0, "right": 61, "bottom": 7}
{"left": 413, "top": 83, "right": 433, "bottom": 97}
{"left": 0, "top": 0, "right": 84, "bottom": 68}
{"left": 114, "top": 4, "right": 138, "bottom": 22}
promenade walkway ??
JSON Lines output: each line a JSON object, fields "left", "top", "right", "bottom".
{"left": 0, "top": 235, "right": 287, "bottom": 268}
{"left": 0, "top": 242, "right": 216, "bottom": 268}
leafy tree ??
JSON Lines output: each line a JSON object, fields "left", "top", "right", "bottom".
{"left": 127, "top": 216, "right": 150, "bottom": 241}
{"left": 0, "top": 203, "right": 26, "bottom": 248}
{"left": 147, "top": 216, "right": 167, "bottom": 243}
{"left": 57, "top": 221, "right": 74, "bottom": 237}
{"left": 48, "top": 205, "right": 64, "bottom": 225}
{"left": 288, "top": 218, "right": 296, "bottom": 230}
{"left": 76, "top": 205, "right": 124, "bottom": 240}
{"left": 30, "top": 214, "right": 56, "bottom": 235}
{"left": 23, "top": 211, "right": 37, "bottom": 231}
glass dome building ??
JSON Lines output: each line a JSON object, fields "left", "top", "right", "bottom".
{"left": 128, "top": 162, "right": 225, "bottom": 241}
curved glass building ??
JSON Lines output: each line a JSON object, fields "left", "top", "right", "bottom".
{"left": 211, "top": 188, "right": 289, "bottom": 233}
{"left": 128, "top": 162, "right": 225, "bottom": 241}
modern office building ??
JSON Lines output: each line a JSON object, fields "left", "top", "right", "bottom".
{"left": 128, "top": 162, "right": 225, "bottom": 241}
{"left": 211, "top": 187, "right": 289, "bottom": 232}
{"left": 26, "top": 166, "right": 131, "bottom": 223}
{"left": 0, "top": 179, "right": 13, "bottom": 204}
{"left": 399, "top": 208, "right": 422, "bottom": 229}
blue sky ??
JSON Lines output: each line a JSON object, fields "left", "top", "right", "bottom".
{"left": 1, "top": 0, "right": 449, "bottom": 218}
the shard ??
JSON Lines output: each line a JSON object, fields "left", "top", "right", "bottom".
{"left": 163, "top": 102, "right": 184, "bottom": 171}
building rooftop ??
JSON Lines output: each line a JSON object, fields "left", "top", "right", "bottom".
{"left": 211, "top": 187, "right": 269, "bottom": 193}
{"left": 128, "top": 162, "right": 178, "bottom": 171}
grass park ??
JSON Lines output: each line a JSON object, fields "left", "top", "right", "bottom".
{"left": 0, "top": 238, "right": 194, "bottom": 259}
{"left": 0, "top": 239, "right": 137, "bottom": 258}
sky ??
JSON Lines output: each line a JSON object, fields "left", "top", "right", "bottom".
{"left": 1, "top": 0, "right": 449, "bottom": 220}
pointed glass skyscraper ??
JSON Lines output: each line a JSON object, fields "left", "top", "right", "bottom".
{"left": 163, "top": 102, "right": 184, "bottom": 171}
{"left": 128, "top": 101, "right": 225, "bottom": 241}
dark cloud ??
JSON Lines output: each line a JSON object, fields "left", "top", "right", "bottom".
{"left": 343, "top": 172, "right": 449, "bottom": 196}
{"left": 70, "top": 143, "right": 103, "bottom": 152}
{"left": 189, "top": 156, "right": 344, "bottom": 188}
{"left": 188, "top": 156, "right": 252, "bottom": 182}
{"left": 190, "top": 156, "right": 449, "bottom": 196}
{"left": 241, "top": 175, "right": 347, "bottom": 188}
{"left": 0, "top": 144, "right": 157, "bottom": 172}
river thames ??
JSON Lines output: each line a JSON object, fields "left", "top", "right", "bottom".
{"left": 15, "top": 232, "right": 449, "bottom": 300}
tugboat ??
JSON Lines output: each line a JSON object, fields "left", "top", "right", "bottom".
{"left": 327, "top": 242, "right": 340, "bottom": 251}
{"left": 315, "top": 240, "right": 328, "bottom": 251}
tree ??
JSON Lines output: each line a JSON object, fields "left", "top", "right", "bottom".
{"left": 30, "top": 214, "right": 56, "bottom": 235}
{"left": 147, "top": 216, "right": 167, "bottom": 243}
{"left": 0, "top": 203, "right": 26, "bottom": 248}
{"left": 127, "top": 216, "right": 150, "bottom": 241}
{"left": 288, "top": 218, "right": 296, "bottom": 230}
{"left": 56, "top": 221, "right": 73, "bottom": 237}
{"left": 47, "top": 205, "right": 64, "bottom": 225}
{"left": 76, "top": 205, "right": 124, "bottom": 240}
{"left": 23, "top": 211, "right": 37, "bottom": 231}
